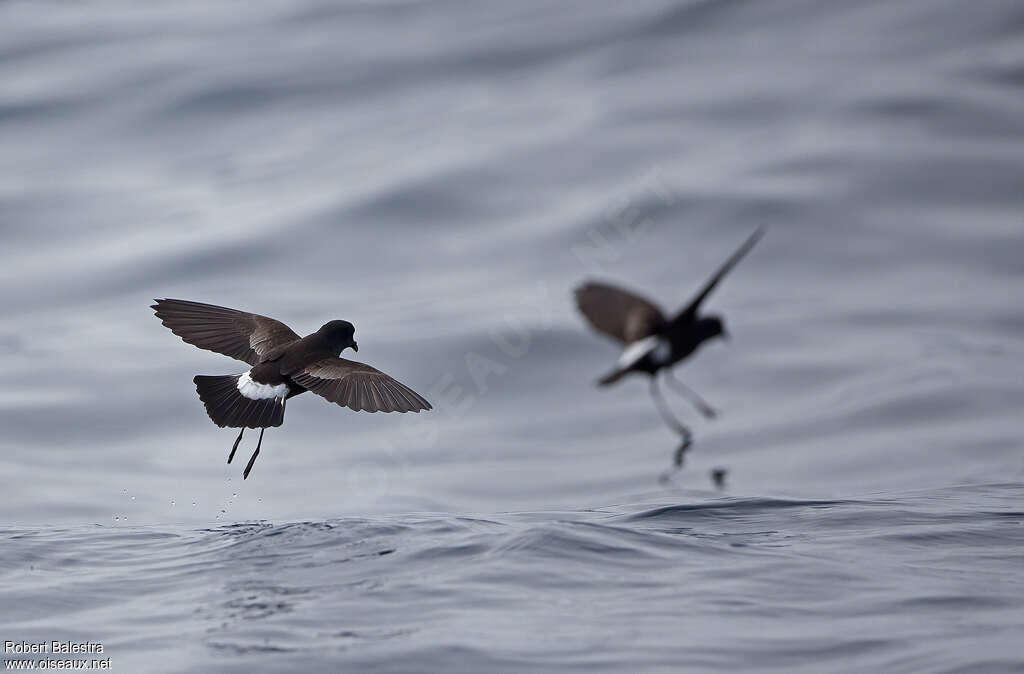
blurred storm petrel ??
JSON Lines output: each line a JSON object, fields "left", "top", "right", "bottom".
{"left": 574, "top": 228, "right": 763, "bottom": 473}
{"left": 152, "top": 299, "right": 431, "bottom": 479}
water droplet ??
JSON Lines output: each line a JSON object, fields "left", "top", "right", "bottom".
{"left": 121, "top": 489, "right": 127, "bottom": 494}
{"left": 130, "top": 496, "right": 136, "bottom": 501}
{"left": 170, "top": 500, "right": 176, "bottom": 506}
{"left": 220, "top": 509, "right": 226, "bottom": 514}
{"left": 192, "top": 502, "right": 197, "bottom": 507}
{"left": 257, "top": 498, "right": 263, "bottom": 503}
{"left": 232, "top": 493, "right": 237, "bottom": 498}
{"left": 114, "top": 515, "right": 119, "bottom": 521}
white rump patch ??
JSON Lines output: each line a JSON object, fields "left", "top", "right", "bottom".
{"left": 237, "top": 371, "right": 289, "bottom": 401}
{"left": 618, "top": 336, "right": 671, "bottom": 368}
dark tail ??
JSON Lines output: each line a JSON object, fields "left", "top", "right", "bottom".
{"left": 597, "top": 367, "right": 630, "bottom": 386}
{"left": 194, "top": 375, "right": 286, "bottom": 429}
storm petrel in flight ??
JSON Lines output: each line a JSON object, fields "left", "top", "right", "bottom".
{"left": 574, "top": 228, "right": 763, "bottom": 476}
{"left": 152, "top": 299, "right": 432, "bottom": 479}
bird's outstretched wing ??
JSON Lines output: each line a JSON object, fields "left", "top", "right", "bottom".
{"left": 574, "top": 281, "right": 667, "bottom": 345}
{"left": 152, "top": 298, "right": 300, "bottom": 365}
{"left": 672, "top": 227, "right": 764, "bottom": 322}
{"left": 291, "top": 357, "right": 432, "bottom": 413}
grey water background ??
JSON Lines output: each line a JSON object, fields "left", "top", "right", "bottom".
{"left": 2, "top": 0, "right": 1023, "bottom": 671}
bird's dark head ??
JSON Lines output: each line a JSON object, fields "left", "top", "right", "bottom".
{"left": 319, "top": 320, "right": 358, "bottom": 353}
{"left": 697, "top": 315, "right": 728, "bottom": 343}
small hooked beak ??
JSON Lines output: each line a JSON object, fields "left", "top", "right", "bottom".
{"left": 351, "top": 341, "right": 359, "bottom": 352}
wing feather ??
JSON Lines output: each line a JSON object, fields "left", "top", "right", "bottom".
{"left": 291, "top": 357, "right": 432, "bottom": 413}
{"left": 574, "top": 281, "right": 666, "bottom": 344}
{"left": 672, "top": 227, "right": 764, "bottom": 322}
{"left": 152, "top": 299, "right": 300, "bottom": 365}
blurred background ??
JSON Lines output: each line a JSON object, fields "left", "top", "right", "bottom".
{"left": 2, "top": 0, "right": 1022, "bottom": 524}
{"left": 1, "top": 2, "right": 1023, "bottom": 669}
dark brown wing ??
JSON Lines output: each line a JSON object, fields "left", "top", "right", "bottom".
{"left": 672, "top": 227, "right": 764, "bottom": 322}
{"left": 152, "top": 298, "right": 300, "bottom": 365}
{"left": 574, "top": 281, "right": 667, "bottom": 344}
{"left": 291, "top": 357, "right": 432, "bottom": 413}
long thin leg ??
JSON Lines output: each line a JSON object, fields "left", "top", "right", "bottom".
{"left": 243, "top": 428, "right": 265, "bottom": 480}
{"left": 650, "top": 376, "right": 691, "bottom": 439}
{"left": 228, "top": 428, "right": 244, "bottom": 464}
{"left": 666, "top": 370, "right": 717, "bottom": 419}
{"left": 650, "top": 376, "right": 693, "bottom": 483}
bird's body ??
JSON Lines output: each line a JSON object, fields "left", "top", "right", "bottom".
{"left": 604, "top": 316, "right": 724, "bottom": 383}
{"left": 574, "top": 228, "right": 764, "bottom": 475}
{"left": 152, "top": 300, "right": 431, "bottom": 478}
{"left": 577, "top": 228, "right": 763, "bottom": 385}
